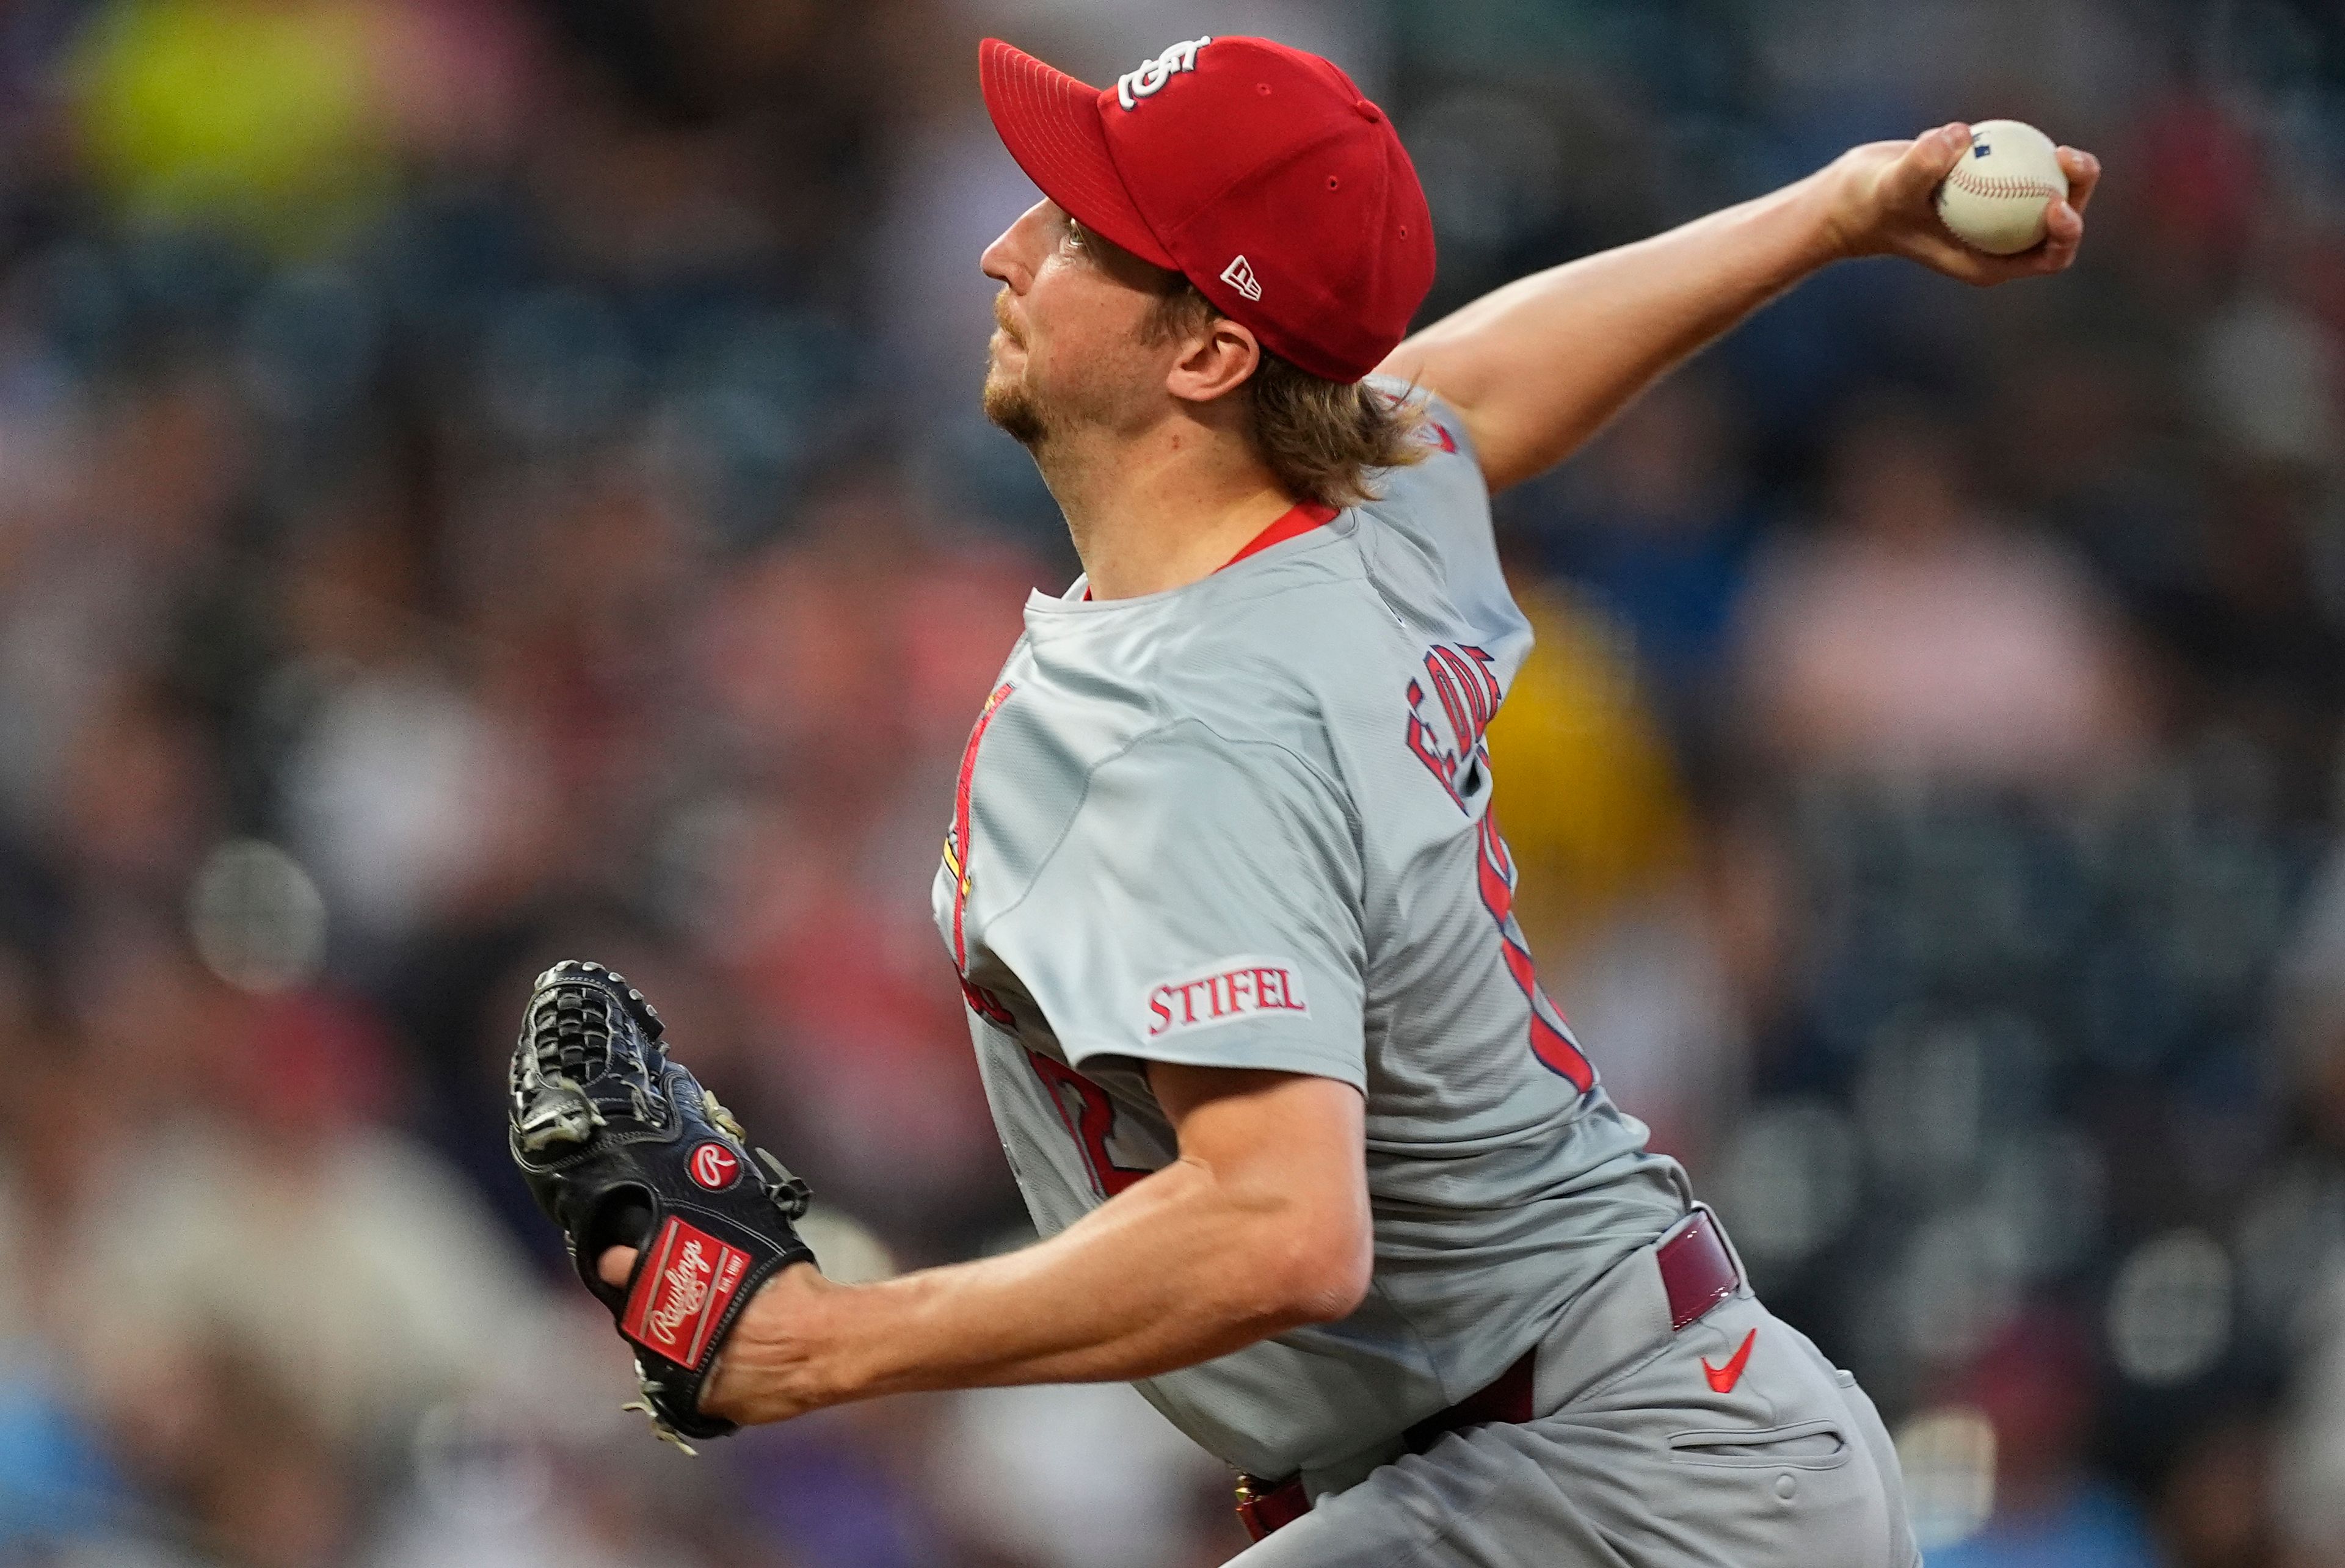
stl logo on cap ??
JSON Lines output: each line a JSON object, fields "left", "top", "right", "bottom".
{"left": 1116, "top": 36, "right": 1211, "bottom": 111}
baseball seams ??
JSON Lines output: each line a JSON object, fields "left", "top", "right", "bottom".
{"left": 1942, "top": 167, "right": 2063, "bottom": 201}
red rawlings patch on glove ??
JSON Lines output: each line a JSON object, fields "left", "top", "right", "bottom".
{"left": 621, "top": 1216, "right": 752, "bottom": 1369}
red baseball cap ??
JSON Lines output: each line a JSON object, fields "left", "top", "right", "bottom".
{"left": 979, "top": 34, "right": 1436, "bottom": 384}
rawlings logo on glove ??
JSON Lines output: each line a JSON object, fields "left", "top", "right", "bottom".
{"left": 508, "top": 960, "right": 816, "bottom": 1449}
{"left": 624, "top": 1218, "right": 751, "bottom": 1367}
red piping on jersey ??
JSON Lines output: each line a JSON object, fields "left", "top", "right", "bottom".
{"left": 1082, "top": 500, "right": 1339, "bottom": 600}
{"left": 949, "top": 682, "right": 1017, "bottom": 975}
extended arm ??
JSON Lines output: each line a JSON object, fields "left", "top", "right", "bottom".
{"left": 600, "top": 1064, "right": 1371, "bottom": 1423}
{"left": 1378, "top": 125, "right": 2101, "bottom": 495}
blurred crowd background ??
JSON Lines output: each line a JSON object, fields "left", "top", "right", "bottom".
{"left": 0, "top": 0, "right": 2340, "bottom": 1564}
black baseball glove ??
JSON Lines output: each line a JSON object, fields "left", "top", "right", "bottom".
{"left": 508, "top": 959, "right": 815, "bottom": 1449}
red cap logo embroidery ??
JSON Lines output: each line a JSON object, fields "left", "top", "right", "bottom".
{"left": 620, "top": 1216, "right": 752, "bottom": 1368}
{"left": 688, "top": 1142, "right": 741, "bottom": 1191}
{"left": 1116, "top": 35, "right": 1211, "bottom": 110}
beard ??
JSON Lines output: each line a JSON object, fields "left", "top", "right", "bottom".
{"left": 981, "top": 288, "right": 1050, "bottom": 448}
{"left": 981, "top": 351, "right": 1049, "bottom": 448}
{"left": 981, "top": 290, "right": 1148, "bottom": 452}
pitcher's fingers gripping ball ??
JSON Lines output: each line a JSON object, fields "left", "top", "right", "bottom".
{"left": 1935, "top": 118, "right": 2070, "bottom": 255}
{"left": 507, "top": 959, "right": 818, "bottom": 1450}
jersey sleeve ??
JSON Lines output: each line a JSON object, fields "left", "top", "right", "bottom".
{"left": 983, "top": 721, "right": 1367, "bottom": 1089}
{"left": 1358, "top": 375, "right": 1522, "bottom": 644}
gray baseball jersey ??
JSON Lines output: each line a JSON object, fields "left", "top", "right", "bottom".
{"left": 931, "top": 384, "right": 1691, "bottom": 1483}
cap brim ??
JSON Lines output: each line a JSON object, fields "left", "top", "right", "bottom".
{"left": 979, "top": 39, "right": 1178, "bottom": 270}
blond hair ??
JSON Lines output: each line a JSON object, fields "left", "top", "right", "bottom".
{"left": 1142, "top": 283, "right": 1426, "bottom": 510}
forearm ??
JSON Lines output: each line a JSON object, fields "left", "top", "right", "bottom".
{"left": 711, "top": 1152, "right": 1361, "bottom": 1423}
{"left": 1381, "top": 169, "right": 1847, "bottom": 493}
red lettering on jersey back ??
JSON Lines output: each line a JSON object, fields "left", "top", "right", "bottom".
{"left": 1399, "top": 642, "right": 1594, "bottom": 1092}
{"left": 1475, "top": 813, "right": 1594, "bottom": 1092}
{"left": 1405, "top": 684, "right": 1464, "bottom": 810}
{"left": 1434, "top": 644, "right": 1497, "bottom": 736}
{"left": 1404, "top": 644, "right": 1503, "bottom": 810}
{"left": 1424, "top": 652, "right": 1475, "bottom": 764}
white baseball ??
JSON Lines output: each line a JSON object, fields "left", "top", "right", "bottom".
{"left": 1933, "top": 119, "right": 2068, "bottom": 256}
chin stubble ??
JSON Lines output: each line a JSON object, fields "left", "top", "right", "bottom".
{"left": 981, "top": 361, "right": 1049, "bottom": 449}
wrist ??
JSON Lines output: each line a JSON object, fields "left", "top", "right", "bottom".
{"left": 704, "top": 1262, "right": 854, "bottom": 1425}
{"left": 1794, "top": 160, "right": 1867, "bottom": 266}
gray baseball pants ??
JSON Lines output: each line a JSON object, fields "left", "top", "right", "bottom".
{"left": 1231, "top": 1229, "right": 1921, "bottom": 1567}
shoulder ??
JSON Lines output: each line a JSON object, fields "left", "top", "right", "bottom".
{"left": 1359, "top": 375, "right": 1488, "bottom": 512}
{"left": 1344, "top": 377, "right": 1522, "bottom": 639}
{"left": 1363, "top": 374, "right": 1478, "bottom": 462}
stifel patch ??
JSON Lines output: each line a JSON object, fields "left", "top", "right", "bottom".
{"left": 621, "top": 1216, "right": 752, "bottom": 1370}
{"left": 1145, "top": 956, "right": 1309, "bottom": 1039}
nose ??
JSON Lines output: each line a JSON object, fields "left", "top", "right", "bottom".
{"left": 980, "top": 220, "right": 1027, "bottom": 291}
{"left": 980, "top": 230, "right": 1021, "bottom": 290}
{"left": 980, "top": 198, "right": 1052, "bottom": 291}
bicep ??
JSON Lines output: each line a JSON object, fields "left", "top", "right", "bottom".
{"left": 1147, "top": 1063, "right": 1368, "bottom": 1237}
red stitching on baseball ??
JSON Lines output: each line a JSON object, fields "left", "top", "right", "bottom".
{"left": 1944, "top": 168, "right": 2063, "bottom": 201}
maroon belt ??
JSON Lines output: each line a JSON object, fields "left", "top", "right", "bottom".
{"left": 1234, "top": 1207, "right": 1740, "bottom": 1544}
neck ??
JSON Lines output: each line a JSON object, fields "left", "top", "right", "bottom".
{"left": 1034, "top": 418, "right": 1296, "bottom": 600}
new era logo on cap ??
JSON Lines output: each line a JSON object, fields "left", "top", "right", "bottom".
{"left": 1220, "top": 255, "right": 1262, "bottom": 301}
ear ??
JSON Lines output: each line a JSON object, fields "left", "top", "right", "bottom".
{"left": 1165, "top": 317, "right": 1261, "bottom": 407}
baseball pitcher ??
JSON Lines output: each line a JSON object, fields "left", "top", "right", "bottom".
{"left": 514, "top": 33, "right": 2098, "bottom": 1566}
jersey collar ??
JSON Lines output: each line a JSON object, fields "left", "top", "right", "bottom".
{"left": 1223, "top": 499, "right": 1340, "bottom": 568}
{"left": 1080, "top": 499, "right": 1339, "bottom": 601}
